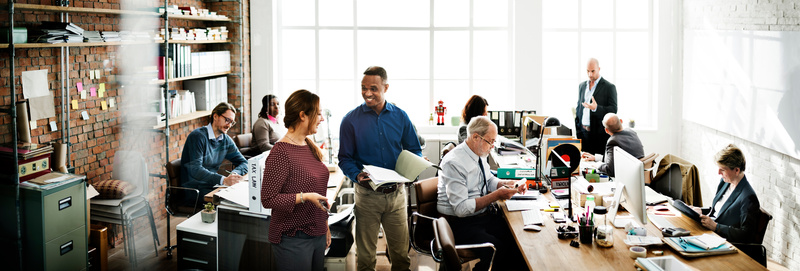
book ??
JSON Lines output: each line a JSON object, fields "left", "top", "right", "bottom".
{"left": 363, "top": 150, "right": 437, "bottom": 190}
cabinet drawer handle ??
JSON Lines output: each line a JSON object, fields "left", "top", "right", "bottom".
{"left": 184, "top": 257, "right": 208, "bottom": 265}
{"left": 60, "top": 240, "right": 73, "bottom": 256}
{"left": 58, "top": 196, "right": 72, "bottom": 211}
{"left": 182, "top": 237, "right": 209, "bottom": 245}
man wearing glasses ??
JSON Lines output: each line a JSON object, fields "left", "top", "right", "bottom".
{"left": 436, "top": 116, "right": 526, "bottom": 271}
{"left": 180, "top": 102, "right": 248, "bottom": 200}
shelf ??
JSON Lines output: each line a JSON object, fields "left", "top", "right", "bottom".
{"left": 153, "top": 71, "right": 231, "bottom": 84}
{"left": 167, "top": 14, "right": 232, "bottom": 22}
{"left": 12, "top": 3, "right": 160, "bottom": 16}
{"left": 11, "top": 4, "right": 232, "bottom": 22}
{"left": 0, "top": 39, "right": 230, "bottom": 48}
{"left": 153, "top": 110, "right": 211, "bottom": 129}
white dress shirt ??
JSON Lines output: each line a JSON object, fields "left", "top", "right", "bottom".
{"left": 437, "top": 143, "right": 501, "bottom": 217}
{"left": 581, "top": 76, "right": 602, "bottom": 126}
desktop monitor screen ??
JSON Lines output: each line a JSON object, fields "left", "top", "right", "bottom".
{"left": 613, "top": 146, "right": 648, "bottom": 226}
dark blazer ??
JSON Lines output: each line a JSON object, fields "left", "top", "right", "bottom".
{"left": 597, "top": 129, "right": 644, "bottom": 177}
{"left": 710, "top": 176, "right": 761, "bottom": 244}
{"left": 575, "top": 77, "right": 617, "bottom": 155}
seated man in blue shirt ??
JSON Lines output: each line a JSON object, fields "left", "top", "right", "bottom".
{"left": 339, "top": 66, "right": 422, "bottom": 271}
{"left": 437, "top": 116, "right": 526, "bottom": 271}
{"left": 180, "top": 102, "right": 247, "bottom": 199}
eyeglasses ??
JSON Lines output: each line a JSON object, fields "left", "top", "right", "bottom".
{"left": 478, "top": 135, "right": 495, "bottom": 147}
{"left": 221, "top": 115, "right": 236, "bottom": 126}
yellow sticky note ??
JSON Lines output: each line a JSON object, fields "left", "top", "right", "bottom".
{"left": 101, "top": 101, "right": 108, "bottom": 110}
{"left": 99, "top": 83, "right": 105, "bottom": 97}
{"left": 72, "top": 100, "right": 79, "bottom": 110}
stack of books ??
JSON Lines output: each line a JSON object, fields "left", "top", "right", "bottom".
{"left": 0, "top": 142, "right": 54, "bottom": 161}
{"left": 29, "top": 21, "right": 85, "bottom": 44}
{"left": 83, "top": 31, "right": 103, "bottom": 42}
{"left": 101, "top": 31, "right": 121, "bottom": 42}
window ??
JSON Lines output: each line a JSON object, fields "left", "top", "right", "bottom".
{"left": 541, "top": 0, "right": 656, "bottom": 129}
{"left": 275, "top": 0, "right": 513, "bottom": 136}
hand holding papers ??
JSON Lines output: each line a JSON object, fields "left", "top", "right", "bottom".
{"left": 362, "top": 150, "right": 437, "bottom": 190}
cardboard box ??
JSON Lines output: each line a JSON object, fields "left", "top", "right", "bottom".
{"left": 89, "top": 224, "right": 108, "bottom": 271}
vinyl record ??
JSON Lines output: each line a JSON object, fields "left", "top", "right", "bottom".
{"left": 548, "top": 143, "right": 581, "bottom": 174}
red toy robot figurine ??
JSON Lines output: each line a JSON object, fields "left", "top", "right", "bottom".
{"left": 435, "top": 100, "right": 447, "bottom": 126}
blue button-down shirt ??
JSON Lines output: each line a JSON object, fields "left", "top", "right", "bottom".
{"left": 338, "top": 102, "right": 423, "bottom": 183}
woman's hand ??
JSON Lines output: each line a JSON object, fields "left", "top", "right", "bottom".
{"left": 326, "top": 228, "right": 332, "bottom": 248}
{"left": 700, "top": 215, "right": 717, "bottom": 231}
{"left": 300, "top": 192, "right": 329, "bottom": 212}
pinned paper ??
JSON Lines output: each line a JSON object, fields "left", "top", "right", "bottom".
{"left": 77, "top": 82, "right": 84, "bottom": 92}
{"left": 21, "top": 69, "right": 49, "bottom": 99}
{"left": 96, "top": 70, "right": 102, "bottom": 78}
{"left": 81, "top": 89, "right": 87, "bottom": 99}
{"left": 71, "top": 100, "right": 79, "bottom": 110}
{"left": 109, "top": 98, "right": 115, "bottom": 107}
{"left": 98, "top": 83, "right": 105, "bottom": 97}
{"left": 101, "top": 101, "right": 107, "bottom": 110}
{"left": 90, "top": 87, "right": 96, "bottom": 97}
{"left": 81, "top": 111, "right": 89, "bottom": 120}
{"left": 89, "top": 70, "right": 95, "bottom": 80}
{"left": 49, "top": 121, "right": 57, "bottom": 131}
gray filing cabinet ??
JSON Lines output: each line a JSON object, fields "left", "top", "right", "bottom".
{"left": 0, "top": 175, "right": 87, "bottom": 271}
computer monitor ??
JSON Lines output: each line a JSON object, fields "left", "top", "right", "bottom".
{"left": 613, "top": 146, "right": 648, "bottom": 227}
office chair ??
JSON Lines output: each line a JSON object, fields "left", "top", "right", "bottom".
{"left": 639, "top": 152, "right": 658, "bottom": 184}
{"left": 90, "top": 151, "right": 159, "bottom": 267}
{"left": 165, "top": 158, "right": 201, "bottom": 217}
{"left": 731, "top": 208, "right": 773, "bottom": 267}
{"left": 650, "top": 163, "right": 683, "bottom": 201}
{"left": 233, "top": 133, "right": 256, "bottom": 159}
{"left": 431, "top": 217, "right": 495, "bottom": 271}
{"left": 409, "top": 177, "right": 440, "bottom": 256}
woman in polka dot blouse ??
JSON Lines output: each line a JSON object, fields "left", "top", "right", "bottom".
{"left": 261, "top": 89, "right": 331, "bottom": 271}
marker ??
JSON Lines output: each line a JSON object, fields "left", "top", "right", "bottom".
{"left": 542, "top": 208, "right": 559, "bottom": 212}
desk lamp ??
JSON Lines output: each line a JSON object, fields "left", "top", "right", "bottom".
{"left": 536, "top": 116, "right": 561, "bottom": 182}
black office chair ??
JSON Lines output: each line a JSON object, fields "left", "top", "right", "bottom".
{"left": 650, "top": 163, "right": 682, "bottom": 200}
{"left": 165, "top": 159, "right": 201, "bottom": 217}
{"left": 409, "top": 177, "right": 439, "bottom": 256}
{"left": 731, "top": 208, "right": 773, "bottom": 267}
{"left": 431, "top": 217, "right": 495, "bottom": 271}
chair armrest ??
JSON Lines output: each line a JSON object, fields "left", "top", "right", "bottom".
{"left": 166, "top": 186, "right": 200, "bottom": 216}
{"left": 411, "top": 212, "right": 437, "bottom": 222}
{"left": 455, "top": 242, "right": 495, "bottom": 251}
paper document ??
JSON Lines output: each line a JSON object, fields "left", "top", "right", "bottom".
{"left": 364, "top": 150, "right": 435, "bottom": 190}
{"left": 215, "top": 181, "right": 249, "bottom": 208}
{"left": 686, "top": 234, "right": 726, "bottom": 250}
{"left": 645, "top": 186, "right": 671, "bottom": 205}
{"left": 505, "top": 200, "right": 544, "bottom": 211}
{"left": 328, "top": 205, "right": 354, "bottom": 226}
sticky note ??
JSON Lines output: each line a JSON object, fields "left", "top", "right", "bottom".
{"left": 109, "top": 98, "right": 115, "bottom": 107}
{"left": 72, "top": 100, "right": 79, "bottom": 110}
{"left": 99, "top": 83, "right": 105, "bottom": 97}
{"left": 96, "top": 70, "right": 102, "bottom": 78}
{"left": 77, "top": 82, "right": 83, "bottom": 92}
{"left": 81, "top": 90, "right": 87, "bottom": 99}
{"left": 90, "top": 87, "right": 96, "bottom": 97}
{"left": 89, "top": 70, "right": 95, "bottom": 80}
{"left": 49, "top": 121, "right": 57, "bottom": 131}
{"left": 81, "top": 111, "right": 89, "bottom": 120}
{"left": 101, "top": 101, "right": 107, "bottom": 110}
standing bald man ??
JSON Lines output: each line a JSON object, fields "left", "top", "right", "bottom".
{"left": 575, "top": 58, "right": 617, "bottom": 155}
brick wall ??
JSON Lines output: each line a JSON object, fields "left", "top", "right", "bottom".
{"left": 0, "top": 0, "right": 250, "bottom": 250}
{"left": 683, "top": 0, "right": 800, "bottom": 268}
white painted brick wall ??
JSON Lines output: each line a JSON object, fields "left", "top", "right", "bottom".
{"left": 682, "top": 1, "right": 800, "bottom": 268}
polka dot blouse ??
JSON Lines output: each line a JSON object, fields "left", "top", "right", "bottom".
{"left": 261, "top": 142, "right": 330, "bottom": 244}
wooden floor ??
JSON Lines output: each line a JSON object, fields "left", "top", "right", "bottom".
{"left": 105, "top": 215, "right": 438, "bottom": 271}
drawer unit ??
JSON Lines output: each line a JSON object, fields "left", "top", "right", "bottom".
{"left": 178, "top": 230, "right": 217, "bottom": 270}
{"left": 45, "top": 226, "right": 87, "bottom": 271}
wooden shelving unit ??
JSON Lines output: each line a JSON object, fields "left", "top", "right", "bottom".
{"left": 0, "top": 40, "right": 229, "bottom": 48}
{"left": 152, "top": 71, "right": 231, "bottom": 85}
{"left": 152, "top": 110, "right": 211, "bottom": 129}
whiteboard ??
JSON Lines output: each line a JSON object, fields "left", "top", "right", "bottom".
{"left": 683, "top": 29, "right": 800, "bottom": 159}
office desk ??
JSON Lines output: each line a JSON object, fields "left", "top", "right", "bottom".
{"left": 499, "top": 193, "right": 766, "bottom": 270}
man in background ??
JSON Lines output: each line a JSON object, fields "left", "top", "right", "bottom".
{"left": 180, "top": 102, "right": 247, "bottom": 199}
{"left": 582, "top": 113, "right": 644, "bottom": 177}
{"left": 339, "top": 66, "right": 422, "bottom": 271}
{"left": 575, "top": 58, "right": 618, "bottom": 155}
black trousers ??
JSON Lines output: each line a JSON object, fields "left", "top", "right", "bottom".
{"left": 445, "top": 212, "right": 527, "bottom": 271}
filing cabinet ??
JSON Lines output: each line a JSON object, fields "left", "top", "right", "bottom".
{"left": 177, "top": 212, "right": 218, "bottom": 270}
{"left": 0, "top": 175, "right": 87, "bottom": 271}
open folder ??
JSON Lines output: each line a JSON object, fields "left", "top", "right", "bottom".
{"left": 363, "top": 150, "right": 438, "bottom": 190}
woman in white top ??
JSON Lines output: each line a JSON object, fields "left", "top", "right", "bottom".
{"left": 253, "top": 94, "right": 284, "bottom": 153}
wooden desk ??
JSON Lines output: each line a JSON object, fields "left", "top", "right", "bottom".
{"left": 500, "top": 192, "right": 766, "bottom": 270}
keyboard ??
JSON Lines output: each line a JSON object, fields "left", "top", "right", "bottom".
{"left": 648, "top": 214, "right": 675, "bottom": 230}
{"left": 522, "top": 210, "right": 544, "bottom": 225}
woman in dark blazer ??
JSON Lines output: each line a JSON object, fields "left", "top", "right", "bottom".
{"left": 693, "top": 144, "right": 761, "bottom": 243}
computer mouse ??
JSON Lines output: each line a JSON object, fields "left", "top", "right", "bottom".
{"left": 523, "top": 225, "right": 542, "bottom": 232}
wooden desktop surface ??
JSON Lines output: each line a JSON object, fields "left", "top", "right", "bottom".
{"left": 500, "top": 192, "right": 766, "bottom": 270}
{"left": 204, "top": 167, "right": 346, "bottom": 203}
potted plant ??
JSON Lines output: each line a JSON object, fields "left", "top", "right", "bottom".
{"left": 201, "top": 202, "right": 216, "bottom": 223}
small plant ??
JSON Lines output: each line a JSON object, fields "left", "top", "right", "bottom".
{"left": 204, "top": 202, "right": 215, "bottom": 213}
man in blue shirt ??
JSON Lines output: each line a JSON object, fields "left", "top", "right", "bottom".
{"left": 180, "top": 102, "right": 247, "bottom": 199}
{"left": 339, "top": 66, "right": 422, "bottom": 271}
